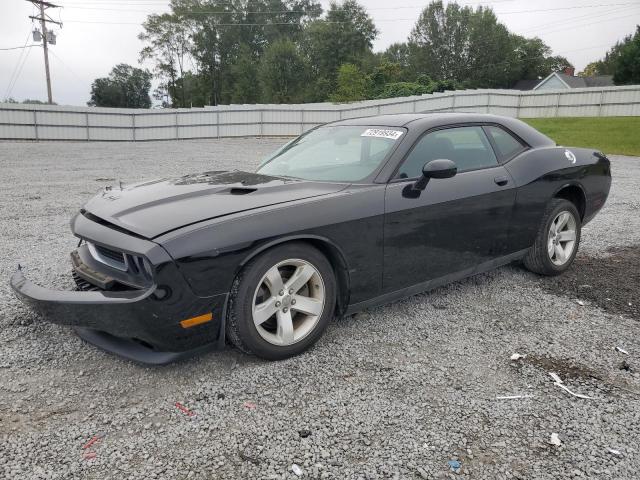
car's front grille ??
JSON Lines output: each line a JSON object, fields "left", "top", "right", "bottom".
{"left": 95, "top": 244, "right": 125, "bottom": 264}
{"left": 87, "top": 242, "right": 127, "bottom": 271}
{"left": 81, "top": 241, "right": 153, "bottom": 289}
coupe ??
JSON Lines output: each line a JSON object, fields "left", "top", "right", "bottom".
{"left": 11, "top": 113, "right": 611, "bottom": 364}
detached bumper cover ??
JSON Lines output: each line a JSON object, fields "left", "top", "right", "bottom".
{"left": 10, "top": 267, "right": 227, "bottom": 363}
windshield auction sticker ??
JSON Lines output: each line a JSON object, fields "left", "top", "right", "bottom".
{"left": 361, "top": 128, "right": 404, "bottom": 140}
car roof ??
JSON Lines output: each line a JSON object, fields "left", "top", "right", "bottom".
{"left": 327, "top": 112, "right": 555, "bottom": 148}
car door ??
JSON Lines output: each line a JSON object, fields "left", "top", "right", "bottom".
{"left": 383, "top": 125, "right": 516, "bottom": 292}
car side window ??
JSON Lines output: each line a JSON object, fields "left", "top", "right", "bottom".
{"left": 485, "top": 125, "right": 526, "bottom": 161}
{"left": 396, "top": 126, "right": 498, "bottom": 179}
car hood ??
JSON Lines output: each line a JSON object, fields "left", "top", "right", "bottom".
{"left": 83, "top": 171, "right": 349, "bottom": 239}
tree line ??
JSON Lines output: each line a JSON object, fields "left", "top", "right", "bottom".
{"left": 579, "top": 26, "right": 640, "bottom": 85}
{"left": 87, "top": 0, "right": 640, "bottom": 108}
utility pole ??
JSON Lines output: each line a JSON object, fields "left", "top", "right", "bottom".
{"left": 26, "top": 0, "right": 61, "bottom": 104}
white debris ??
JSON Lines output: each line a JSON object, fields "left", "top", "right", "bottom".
{"left": 291, "top": 464, "right": 303, "bottom": 476}
{"left": 549, "top": 433, "right": 562, "bottom": 446}
{"left": 510, "top": 353, "right": 526, "bottom": 361}
{"left": 607, "top": 448, "right": 623, "bottom": 457}
{"left": 549, "top": 372, "right": 594, "bottom": 400}
{"left": 496, "top": 394, "right": 534, "bottom": 400}
{"left": 615, "top": 346, "right": 630, "bottom": 355}
{"left": 576, "top": 300, "right": 585, "bottom": 306}
{"left": 549, "top": 372, "right": 563, "bottom": 384}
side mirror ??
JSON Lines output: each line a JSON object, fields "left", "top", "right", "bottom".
{"left": 413, "top": 159, "right": 457, "bottom": 191}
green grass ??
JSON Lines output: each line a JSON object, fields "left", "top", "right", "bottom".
{"left": 522, "top": 117, "right": 640, "bottom": 157}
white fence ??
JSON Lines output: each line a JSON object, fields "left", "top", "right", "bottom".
{"left": 1, "top": 85, "right": 639, "bottom": 141}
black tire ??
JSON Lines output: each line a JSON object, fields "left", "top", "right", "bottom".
{"left": 226, "top": 242, "right": 336, "bottom": 360}
{"left": 523, "top": 198, "right": 581, "bottom": 276}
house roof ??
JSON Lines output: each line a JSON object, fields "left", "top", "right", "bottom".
{"left": 585, "top": 75, "right": 614, "bottom": 87}
{"left": 533, "top": 72, "right": 615, "bottom": 90}
{"left": 511, "top": 79, "right": 540, "bottom": 91}
{"left": 556, "top": 73, "right": 587, "bottom": 88}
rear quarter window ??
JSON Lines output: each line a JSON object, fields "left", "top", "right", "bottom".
{"left": 485, "top": 126, "right": 527, "bottom": 161}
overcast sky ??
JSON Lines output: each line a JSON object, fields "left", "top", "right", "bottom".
{"left": 1, "top": 0, "right": 639, "bottom": 106}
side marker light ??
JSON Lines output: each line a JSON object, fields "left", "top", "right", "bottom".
{"left": 180, "top": 312, "right": 213, "bottom": 328}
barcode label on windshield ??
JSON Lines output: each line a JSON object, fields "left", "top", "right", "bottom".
{"left": 361, "top": 129, "right": 404, "bottom": 140}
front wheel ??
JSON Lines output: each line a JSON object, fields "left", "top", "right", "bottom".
{"left": 523, "top": 198, "right": 581, "bottom": 276}
{"left": 226, "top": 243, "right": 336, "bottom": 360}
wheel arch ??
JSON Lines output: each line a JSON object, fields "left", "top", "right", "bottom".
{"left": 553, "top": 183, "right": 586, "bottom": 220}
{"left": 236, "top": 235, "right": 351, "bottom": 316}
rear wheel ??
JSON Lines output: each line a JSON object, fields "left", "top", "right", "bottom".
{"left": 523, "top": 198, "right": 581, "bottom": 276}
{"left": 226, "top": 243, "right": 336, "bottom": 360}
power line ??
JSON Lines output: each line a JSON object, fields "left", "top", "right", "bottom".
{"left": 555, "top": 42, "right": 620, "bottom": 55}
{"left": 5, "top": 46, "right": 35, "bottom": 100}
{"left": 3, "top": 31, "right": 31, "bottom": 100}
{"left": 64, "top": 19, "right": 341, "bottom": 25}
{"left": 59, "top": 2, "right": 640, "bottom": 16}
{"left": 533, "top": 11, "right": 640, "bottom": 37}
{"left": 0, "top": 45, "right": 42, "bottom": 51}
{"left": 61, "top": 10, "right": 640, "bottom": 26}
{"left": 58, "top": 2, "right": 640, "bottom": 26}
{"left": 48, "top": 49, "right": 85, "bottom": 85}
{"left": 58, "top": 0, "right": 518, "bottom": 5}
{"left": 519, "top": 4, "right": 639, "bottom": 34}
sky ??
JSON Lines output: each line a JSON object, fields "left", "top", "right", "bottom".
{"left": 1, "top": 0, "right": 639, "bottom": 106}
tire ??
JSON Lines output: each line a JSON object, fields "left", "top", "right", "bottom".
{"left": 226, "top": 242, "right": 336, "bottom": 360}
{"left": 523, "top": 198, "right": 581, "bottom": 276}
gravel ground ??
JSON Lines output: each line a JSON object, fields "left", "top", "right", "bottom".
{"left": 0, "top": 140, "right": 639, "bottom": 480}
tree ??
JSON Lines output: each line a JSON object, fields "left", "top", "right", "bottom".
{"left": 408, "top": 2, "right": 568, "bottom": 88}
{"left": 578, "top": 27, "right": 638, "bottom": 78}
{"left": 578, "top": 62, "right": 600, "bottom": 77}
{"left": 465, "top": 7, "right": 521, "bottom": 87}
{"left": 260, "top": 40, "right": 308, "bottom": 103}
{"left": 329, "top": 63, "right": 369, "bottom": 102}
{"left": 139, "top": 12, "right": 194, "bottom": 108}
{"left": 88, "top": 64, "right": 152, "bottom": 108}
{"left": 21, "top": 99, "right": 53, "bottom": 105}
{"left": 139, "top": 0, "right": 322, "bottom": 106}
{"left": 383, "top": 43, "right": 411, "bottom": 68}
{"left": 304, "top": 1, "right": 377, "bottom": 90}
{"left": 229, "top": 44, "right": 261, "bottom": 104}
{"left": 408, "top": 1, "right": 473, "bottom": 81}
{"left": 613, "top": 26, "right": 640, "bottom": 85}
{"left": 369, "top": 61, "right": 403, "bottom": 97}
{"left": 512, "top": 36, "right": 571, "bottom": 81}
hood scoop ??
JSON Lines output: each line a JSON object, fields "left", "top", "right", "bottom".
{"left": 228, "top": 187, "right": 257, "bottom": 195}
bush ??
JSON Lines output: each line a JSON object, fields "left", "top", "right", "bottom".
{"left": 329, "top": 63, "right": 370, "bottom": 102}
{"left": 376, "top": 79, "right": 459, "bottom": 99}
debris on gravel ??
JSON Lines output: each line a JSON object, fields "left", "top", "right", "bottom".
{"left": 542, "top": 245, "right": 640, "bottom": 320}
{"left": 0, "top": 141, "right": 639, "bottom": 479}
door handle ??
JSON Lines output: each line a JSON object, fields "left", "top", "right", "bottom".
{"left": 494, "top": 176, "right": 509, "bottom": 186}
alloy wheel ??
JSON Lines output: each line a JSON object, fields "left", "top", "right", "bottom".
{"left": 251, "top": 258, "right": 325, "bottom": 346}
{"left": 547, "top": 211, "right": 577, "bottom": 266}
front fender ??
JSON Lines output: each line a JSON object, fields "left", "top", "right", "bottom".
{"left": 156, "top": 185, "right": 386, "bottom": 302}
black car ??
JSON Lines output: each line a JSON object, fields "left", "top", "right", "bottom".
{"left": 11, "top": 113, "right": 611, "bottom": 364}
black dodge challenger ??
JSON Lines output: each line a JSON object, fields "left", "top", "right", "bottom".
{"left": 11, "top": 113, "right": 611, "bottom": 364}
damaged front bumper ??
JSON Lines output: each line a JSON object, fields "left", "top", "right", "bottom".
{"left": 10, "top": 268, "right": 227, "bottom": 364}
{"left": 9, "top": 212, "right": 227, "bottom": 365}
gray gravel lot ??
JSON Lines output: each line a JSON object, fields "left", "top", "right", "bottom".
{"left": 0, "top": 139, "right": 639, "bottom": 480}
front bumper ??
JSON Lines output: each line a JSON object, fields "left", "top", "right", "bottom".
{"left": 10, "top": 264, "right": 228, "bottom": 365}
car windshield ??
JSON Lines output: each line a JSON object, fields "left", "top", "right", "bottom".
{"left": 257, "top": 126, "right": 404, "bottom": 182}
